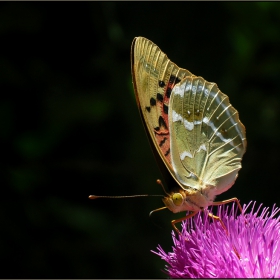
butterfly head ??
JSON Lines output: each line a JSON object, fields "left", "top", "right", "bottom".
{"left": 162, "top": 188, "right": 204, "bottom": 213}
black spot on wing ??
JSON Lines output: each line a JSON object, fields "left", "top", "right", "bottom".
{"left": 166, "top": 86, "right": 172, "bottom": 98}
{"left": 169, "top": 75, "right": 181, "bottom": 85}
{"left": 164, "top": 148, "right": 170, "bottom": 157}
{"left": 157, "top": 93, "right": 163, "bottom": 102}
{"left": 166, "top": 75, "right": 181, "bottom": 98}
{"left": 176, "top": 77, "right": 181, "bottom": 84}
{"left": 159, "top": 137, "right": 167, "bottom": 147}
{"left": 159, "top": 116, "right": 167, "bottom": 129}
{"left": 145, "top": 106, "right": 151, "bottom": 112}
{"left": 150, "top": 97, "right": 156, "bottom": 106}
{"left": 159, "top": 80, "right": 165, "bottom": 88}
{"left": 163, "top": 104, "right": 168, "bottom": 114}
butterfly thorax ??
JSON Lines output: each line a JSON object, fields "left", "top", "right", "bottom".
{"left": 162, "top": 184, "right": 217, "bottom": 213}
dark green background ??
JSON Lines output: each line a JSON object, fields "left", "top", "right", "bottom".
{"left": 1, "top": 2, "right": 280, "bottom": 278}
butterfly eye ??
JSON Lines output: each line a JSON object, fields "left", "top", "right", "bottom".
{"left": 172, "top": 193, "right": 183, "bottom": 206}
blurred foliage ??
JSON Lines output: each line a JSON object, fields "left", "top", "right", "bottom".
{"left": 1, "top": 2, "right": 280, "bottom": 278}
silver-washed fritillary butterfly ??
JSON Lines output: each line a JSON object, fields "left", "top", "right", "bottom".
{"left": 130, "top": 37, "right": 246, "bottom": 232}
{"left": 90, "top": 37, "right": 247, "bottom": 234}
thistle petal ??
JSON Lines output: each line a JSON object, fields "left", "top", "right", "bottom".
{"left": 153, "top": 201, "right": 280, "bottom": 278}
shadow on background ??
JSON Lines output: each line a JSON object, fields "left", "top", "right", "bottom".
{"left": 1, "top": 2, "right": 280, "bottom": 278}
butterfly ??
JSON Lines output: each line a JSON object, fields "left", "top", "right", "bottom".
{"left": 131, "top": 36, "right": 247, "bottom": 233}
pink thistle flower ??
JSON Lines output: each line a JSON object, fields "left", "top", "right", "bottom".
{"left": 153, "top": 201, "right": 280, "bottom": 278}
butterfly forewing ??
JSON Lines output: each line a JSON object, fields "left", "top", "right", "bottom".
{"left": 169, "top": 76, "right": 246, "bottom": 193}
{"left": 132, "top": 37, "right": 193, "bottom": 177}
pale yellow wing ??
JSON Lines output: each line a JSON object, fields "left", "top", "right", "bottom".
{"left": 169, "top": 76, "right": 247, "bottom": 194}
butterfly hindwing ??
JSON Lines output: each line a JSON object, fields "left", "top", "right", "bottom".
{"left": 169, "top": 76, "right": 246, "bottom": 193}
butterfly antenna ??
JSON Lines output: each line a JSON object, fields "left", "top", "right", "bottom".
{"left": 89, "top": 194, "right": 163, "bottom": 199}
{"left": 156, "top": 179, "right": 170, "bottom": 196}
{"left": 89, "top": 180, "right": 170, "bottom": 200}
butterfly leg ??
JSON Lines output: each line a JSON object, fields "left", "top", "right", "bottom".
{"left": 171, "top": 211, "right": 198, "bottom": 236}
{"left": 207, "top": 212, "right": 241, "bottom": 259}
{"left": 210, "top": 197, "right": 243, "bottom": 259}
{"left": 208, "top": 212, "right": 229, "bottom": 235}
{"left": 211, "top": 197, "right": 243, "bottom": 214}
{"left": 211, "top": 197, "right": 247, "bottom": 227}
